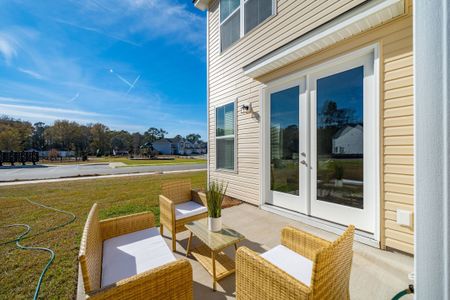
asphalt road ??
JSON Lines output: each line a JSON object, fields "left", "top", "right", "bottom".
{"left": 0, "top": 163, "right": 206, "bottom": 182}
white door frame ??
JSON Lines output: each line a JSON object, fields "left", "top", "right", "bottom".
{"left": 260, "top": 44, "right": 380, "bottom": 241}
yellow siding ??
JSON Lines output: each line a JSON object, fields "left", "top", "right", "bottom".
{"left": 208, "top": 0, "right": 414, "bottom": 254}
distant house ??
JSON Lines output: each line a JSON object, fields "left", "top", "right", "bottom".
{"left": 151, "top": 138, "right": 207, "bottom": 155}
{"left": 332, "top": 125, "right": 363, "bottom": 155}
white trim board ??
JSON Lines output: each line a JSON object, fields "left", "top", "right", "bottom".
{"left": 243, "top": 0, "right": 404, "bottom": 78}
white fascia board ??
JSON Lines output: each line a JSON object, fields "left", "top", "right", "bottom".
{"left": 244, "top": 0, "right": 404, "bottom": 78}
{"left": 194, "top": 0, "right": 209, "bottom": 11}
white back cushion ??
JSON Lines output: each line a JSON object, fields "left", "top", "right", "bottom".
{"left": 175, "top": 201, "right": 207, "bottom": 220}
{"left": 101, "top": 228, "right": 175, "bottom": 287}
{"left": 261, "top": 245, "right": 313, "bottom": 287}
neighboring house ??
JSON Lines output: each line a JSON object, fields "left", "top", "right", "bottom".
{"left": 33, "top": 150, "right": 75, "bottom": 158}
{"left": 195, "top": 0, "right": 414, "bottom": 254}
{"left": 332, "top": 125, "right": 363, "bottom": 155}
{"left": 151, "top": 138, "right": 207, "bottom": 155}
{"left": 151, "top": 139, "right": 173, "bottom": 155}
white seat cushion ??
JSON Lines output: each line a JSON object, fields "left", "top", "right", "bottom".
{"left": 261, "top": 245, "right": 313, "bottom": 287}
{"left": 175, "top": 201, "right": 207, "bottom": 220}
{"left": 101, "top": 228, "right": 176, "bottom": 287}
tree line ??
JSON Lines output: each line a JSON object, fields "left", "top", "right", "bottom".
{"left": 0, "top": 115, "right": 203, "bottom": 156}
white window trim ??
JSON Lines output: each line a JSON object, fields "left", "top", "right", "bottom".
{"left": 219, "top": 0, "right": 276, "bottom": 53}
{"left": 215, "top": 100, "right": 237, "bottom": 172}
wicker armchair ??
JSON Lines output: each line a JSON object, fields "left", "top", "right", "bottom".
{"left": 236, "top": 225, "right": 355, "bottom": 300}
{"left": 79, "top": 203, "right": 193, "bottom": 300}
{"left": 159, "top": 180, "right": 208, "bottom": 251}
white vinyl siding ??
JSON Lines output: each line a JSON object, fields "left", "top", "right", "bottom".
{"left": 216, "top": 102, "right": 236, "bottom": 170}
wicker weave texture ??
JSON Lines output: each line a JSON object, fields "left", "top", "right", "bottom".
{"left": 79, "top": 203, "right": 103, "bottom": 292}
{"left": 311, "top": 225, "right": 355, "bottom": 300}
{"left": 236, "top": 225, "right": 355, "bottom": 300}
{"left": 87, "top": 260, "right": 193, "bottom": 300}
{"left": 161, "top": 180, "right": 192, "bottom": 204}
{"left": 100, "top": 211, "right": 155, "bottom": 240}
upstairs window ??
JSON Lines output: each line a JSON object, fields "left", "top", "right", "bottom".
{"left": 216, "top": 102, "right": 235, "bottom": 170}
{"left": 220, "top": 0, "right": 275, "bottom": 52}
{"left": 244, "top": 0, "right": 273, "bottom": 33}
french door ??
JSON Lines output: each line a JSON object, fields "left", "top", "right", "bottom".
{"left": 264, "top": 47, "right": 378, "bottom": 233}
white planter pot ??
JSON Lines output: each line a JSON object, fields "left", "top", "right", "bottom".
{"left": 335, "top": 179, "right": 344, "bottom": 187}
{"left": 208, "top": 217, "right": 222, "bottom": 232}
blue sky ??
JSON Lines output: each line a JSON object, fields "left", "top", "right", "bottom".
{"left": 0, "top": 0, "right": 207, "bottom": 138}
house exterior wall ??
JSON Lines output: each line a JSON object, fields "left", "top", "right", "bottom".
{"left": 207, "top": 0, "right": 414, "bottom": 254}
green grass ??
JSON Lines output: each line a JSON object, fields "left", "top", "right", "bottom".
{"left": 0, "top": 171, "right": 206, "bottom": 299}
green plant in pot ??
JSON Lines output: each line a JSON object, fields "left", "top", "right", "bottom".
{"left": 206, "top": 181, "right": 228, "bottom": 232}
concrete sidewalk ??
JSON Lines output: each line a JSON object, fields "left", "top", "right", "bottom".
{"left": 0, "top": 168, "right": 206, "bottom": 186}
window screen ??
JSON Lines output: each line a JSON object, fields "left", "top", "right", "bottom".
{"left": 216, "top": 102, "right": 235, "bottom": 170}
{"left": 221, "top": 10, "right": 240, "bottom": 52}
{"left": 244, "top": 0, "right": 273, "bottom": 34}
{"left": 220, "top": 0, "right": 240, "bottom": 22}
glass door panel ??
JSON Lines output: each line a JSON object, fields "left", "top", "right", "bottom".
{"left": 270, "top": 86, "right": 300, "bottom": 196}
{"left": 316, "top": 66, "right": 364, "bottom": 209}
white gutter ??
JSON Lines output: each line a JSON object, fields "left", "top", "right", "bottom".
{"left": 243, "top": 0, "right": 404, "bottom": 78}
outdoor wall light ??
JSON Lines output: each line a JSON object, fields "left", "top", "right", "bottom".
{"left": 240, "top": 102, "right": 253, "bottom": 114}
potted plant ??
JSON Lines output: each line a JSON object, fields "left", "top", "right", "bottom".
{"left": 206, "top": 181, "right": 228, "bottom": 232}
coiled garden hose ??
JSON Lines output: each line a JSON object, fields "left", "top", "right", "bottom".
{"left": 0, "top": 197, "right": 76, "bottom": 300}
{"left": 0, "top": 198, "right": 76, "bottom": 246}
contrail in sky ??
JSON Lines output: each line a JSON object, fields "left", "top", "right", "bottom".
{"left": 67, "top": 92, "right": 80, "bottom": 103}
{"left": 110, "top": 69, "right": 140, "bottom": 94}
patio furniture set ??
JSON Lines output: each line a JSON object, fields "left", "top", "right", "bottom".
{"left": 78, "top": 180, "right": 355, "bottom": 299}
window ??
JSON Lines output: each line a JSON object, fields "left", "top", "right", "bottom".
{"left": 216, "top": 102, "right": 235, "bottom": 170}
{"left": 244, "top": 0, "right": 273, "bottom": 33}
{"left": 220, "top": 0, "right": 275, "bottom": 52}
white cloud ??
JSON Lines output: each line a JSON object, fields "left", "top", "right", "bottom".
{"left": 17, "top": 68, "right": 45, "bottom": 80}
{"left": 0, "top": 103, "right": 105, "bottom": 117}
{"left": 0, "top": 34, "right": 17, "bottom": 63}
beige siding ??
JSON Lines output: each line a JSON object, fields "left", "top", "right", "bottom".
{"left": 208, "top": 0, "right": 414, "bottom": 254}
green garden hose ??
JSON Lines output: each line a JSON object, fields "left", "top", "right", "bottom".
{"left": 392, "top": 284, "right": 414, "bottom": 300}
{"left": 0, "top": 197, "right": 76, "bottom": 299}
{"left": 5, "top": 224, "right": 55, "bottom": 300}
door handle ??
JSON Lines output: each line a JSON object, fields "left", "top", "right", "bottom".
{"left": 300, "top": 160, "right": 307, "bottom": 166}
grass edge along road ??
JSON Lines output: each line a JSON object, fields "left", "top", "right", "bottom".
{"left": 40, "top": 157, "right": 206, "bottom": 167}
{"left": 0, "top": 171, "right": 206, "bottom": 299}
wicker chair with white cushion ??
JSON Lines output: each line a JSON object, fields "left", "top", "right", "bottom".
{"left": 159, "top": 180, "right": 208, "bottom": 251}
{"left": 78, "top": 203, "right": 193, "bottom": 300}
{"left": 236, "top": 225, "right": 355, "bottom": 300}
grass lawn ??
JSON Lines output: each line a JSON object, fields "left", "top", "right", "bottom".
{"left": 0, "top": 171, "right": 206, "bottom": 299}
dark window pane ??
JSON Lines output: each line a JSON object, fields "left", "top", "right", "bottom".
{"left": 270, "top": 86, "right": 299, "bottom": 196}
{"left": 221, "top": 10, "right": 240, "bottom": 51}
{"left": 217, "top": 138, "right": 234, "bottom": 170}
{"left": 220, "top": 0, "right": 240, "bottom": 22}
{"left": 245, "top": 0, "right": 273, "bottom": 34}
{"left": 216, "top": 102, "right": 234, "bottom": 137}
{"left": 316, "top": 66, "right": 364, "bottom": 209}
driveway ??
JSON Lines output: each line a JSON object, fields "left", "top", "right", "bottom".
{"left": 0, "top": 163, "right": 206, "bottom": 182}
